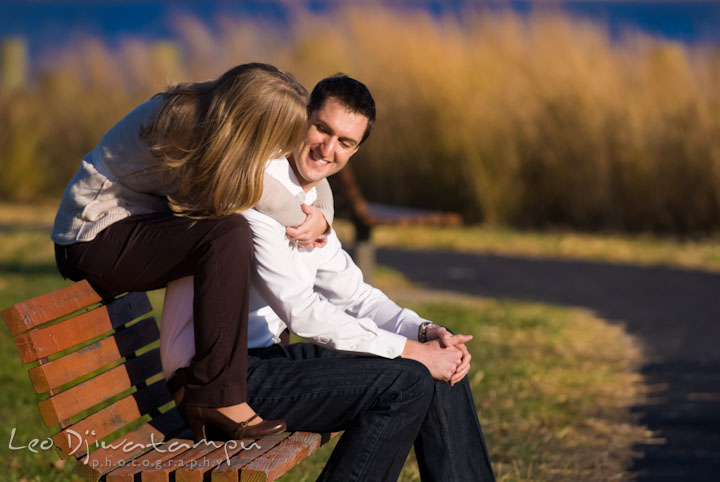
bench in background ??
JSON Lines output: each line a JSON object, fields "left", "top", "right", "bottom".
{"left": 332, "top": 167, "right": 462, "bottom": 282}
{"left": 2, "top": 280, "right": 332, "bottom": 482}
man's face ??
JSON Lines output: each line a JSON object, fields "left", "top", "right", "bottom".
{"left": 290, "top": 97, "right": 369, "bottom": 191}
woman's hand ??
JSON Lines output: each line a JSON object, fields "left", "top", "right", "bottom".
{"left": 286, "top": 204, "right": 329, "bottom": 249}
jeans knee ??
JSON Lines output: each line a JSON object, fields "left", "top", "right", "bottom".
{"left": 394, "top": 359, "right": 434, "bottom": 407}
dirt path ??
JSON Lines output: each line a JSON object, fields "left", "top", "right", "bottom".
{"left": 377, "top": 247, "right": 720, "bottom": 481}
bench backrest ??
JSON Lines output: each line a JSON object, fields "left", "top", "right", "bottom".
{"left": 331, "top": 166, "right": 463, "bottom": 231}
{"left": 2, "top": 280, "right": 184, "bottom": 479}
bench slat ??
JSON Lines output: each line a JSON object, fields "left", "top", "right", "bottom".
{"left": 14, "top": 292, "right": 151, "bottom": 364}
{"left": 174, "top": 435, "right": 277, "bottom": 482}
{"left": 140, "top": 439, "right": 227, "bottom": 482}
{"left": 210, "top": 432, "right": 290, "bottom": 482}
{"left": 105, "top": 438, "right": 194, "bottom": 482}
{"left": 53, "top": 380, "right": 173, "bottom": 458}
{"left": 29, "top": 317, "right": 159, "bottom": 393}
{"left": 240, "top": 432, "right": 321, "bottom": 482}
{"left": 73, "top": 409, "right": 186, "bottom": 482}
{"left": 15, "top": 306, "right": 112, "bottom": 364}
{"left": 38, "top": 348, "right": 162, "bottom": 426}
{"left": 2, "top": 280, "right": 102, "bottom": 336}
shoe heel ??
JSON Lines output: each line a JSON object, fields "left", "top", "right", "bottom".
{"left": 183, "top": 404, "right": 207, "bottom": 442}
{"left": 189, "top": 418, "right": 207, "bottom": 442}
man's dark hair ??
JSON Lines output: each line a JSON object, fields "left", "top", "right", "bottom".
{"left": 308, "top": 74, "right": 376, "bottom": 144}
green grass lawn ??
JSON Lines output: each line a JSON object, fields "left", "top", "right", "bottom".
{"left": 0, "top": 205, "right": 653, "bottom": 481}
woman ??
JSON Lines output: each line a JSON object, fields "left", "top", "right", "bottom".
{"left": 51, "top": 63, "right": 332, "bottom": 441}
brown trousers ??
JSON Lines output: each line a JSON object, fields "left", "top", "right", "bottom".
{"left": 55, "top": 212, "right": 252, "bottom": 407}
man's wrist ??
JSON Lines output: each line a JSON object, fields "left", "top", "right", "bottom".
{"left": 422, "top": 323, "right": 455, "bottom": 343}
{"left": 401, "top": 338, "right": 421, "bottom": 358}
{"left": 418, "top": 321, "right": 434, "bottom": 342}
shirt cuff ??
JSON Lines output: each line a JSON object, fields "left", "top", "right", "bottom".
{"left": 397, "top": 314, "right": 432, "bottom": 342}
{"left": 372, "top": 330, "right": 408, "bottom": 359}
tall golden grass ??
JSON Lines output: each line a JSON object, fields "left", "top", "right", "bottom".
{"left": 1, "top": 7, "right": 719, "bottom": 234}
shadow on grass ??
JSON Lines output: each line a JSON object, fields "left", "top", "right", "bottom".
{"left": 0, "top": 223, "right": 52, "bottom": 234}
{"left": 0, "top": 262, "right": 59, "bottom": 276}
{"left": 377, "top": 247, "right": 720, "bottom": 481}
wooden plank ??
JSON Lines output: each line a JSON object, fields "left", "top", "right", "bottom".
{"left": 175, "top": 435, "right": 283, "bottom": 482}
{"left": 53, "top": 381, "right": 173, "bottom": 458}
{"left": 73, "top": 410, "right": 186, "bottom": 482}
{"left": 210, "top": 432, "right": 290, "bottom": 482}
{"left": 105, "top": 438, "right": 194, "bottom": 482}
{"left": 15, "top": 306, "right": 112, "bottom": 364}
{"left": 29, "top": 317, "right": 159, "bottom": 393}
{"left": 240, "top": 432, "right": 321, "bottom": 482}
{"left": 141, "top": 439, "right": 227, "bottom": 482}
{"left": 38, "top": 349, "right": 162, "bottom": 427}
{"left": 1, "top": 280, "right": 101, "bottom": 336}
{"left": 14, "top": 292, "right": 151, "bottom": 364}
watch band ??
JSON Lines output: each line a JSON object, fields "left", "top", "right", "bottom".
{"left": 418, "top": 321, "right": 433, "bottom": 343}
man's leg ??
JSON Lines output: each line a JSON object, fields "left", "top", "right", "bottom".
{"left": 246, "top": 343, "right": 434, "bottom": 482}
{"left": 414, "top": 378, "right": 496, "bottom": 481}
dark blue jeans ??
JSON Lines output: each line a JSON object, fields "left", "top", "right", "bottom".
{"left": 246, "top": 343, "right": 495, "bottom": 482}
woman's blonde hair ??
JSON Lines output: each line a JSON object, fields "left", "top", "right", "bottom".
{"left": 142, "top": 63, "right": 308, "bottom": 218}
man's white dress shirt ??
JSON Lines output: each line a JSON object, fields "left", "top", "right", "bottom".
{"left": 160, "top": 157, "right": 429, "bottom": 378}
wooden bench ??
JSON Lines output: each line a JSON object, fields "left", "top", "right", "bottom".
{"left": 2, "top": 280, "right": 332, "bottom": 482}
{"left": 331, "top": 167, "right": 462, "bottom": 282}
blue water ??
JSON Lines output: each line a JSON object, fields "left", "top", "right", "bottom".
{"left": 1, "top": 1, "right": 719, "bottom": 61}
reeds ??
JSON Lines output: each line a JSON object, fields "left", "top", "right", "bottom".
{"left": 1, "top": 7, "right": 718, "bottom": 234}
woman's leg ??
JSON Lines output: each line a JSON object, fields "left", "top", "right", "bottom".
{"left": 55, "top": 212, "right": 252, "bottom": 407}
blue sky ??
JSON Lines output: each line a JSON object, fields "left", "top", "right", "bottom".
{"left": 1, "top": 1, "right": 719, "bottom": 62}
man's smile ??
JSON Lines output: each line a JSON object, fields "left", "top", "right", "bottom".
{"left": 309, "top": 149, "right": 329, "bottom": 165}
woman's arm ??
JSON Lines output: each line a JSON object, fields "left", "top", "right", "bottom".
{"left": 254, "top": 175, "right": 307, "bottom": 226}
{"left": 312, "top": 178, "right": 334, "bottom": 226}
{"left": 256, "top": 175, "right": 334, "bottom": 248}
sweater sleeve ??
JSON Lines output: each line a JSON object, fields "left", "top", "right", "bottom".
{"left": 313, "top": 178, "right": 335, "bottom": 226}
{"left": 255, "top": 174, "right": 335, "bottom": 227}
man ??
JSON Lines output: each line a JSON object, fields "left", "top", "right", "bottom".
{"left": 162, "top": 75, "right": 495, "bottom": 481}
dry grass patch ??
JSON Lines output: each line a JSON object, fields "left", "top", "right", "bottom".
{"left": 3, "top": 8, "right": 720, "bottom": 234}
{"left": 0, "top": 202, "right": 57, "bottom": 227}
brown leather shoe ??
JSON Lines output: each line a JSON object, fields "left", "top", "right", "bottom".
{"left": 180, "top": 402, "right": 286, "bottom": 442}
